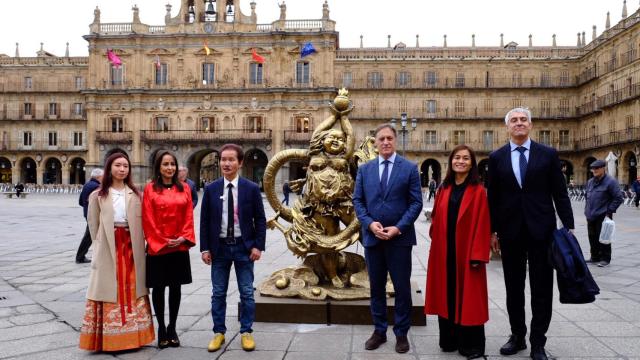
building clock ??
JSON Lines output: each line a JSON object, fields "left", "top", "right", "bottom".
{"left": 204, "top": 23, "right": 214, "bottom": 34}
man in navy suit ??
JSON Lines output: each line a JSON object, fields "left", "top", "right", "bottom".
{"left": 353, "top": 124, "right": 423, "bottom": 354}
{"left": 75, "top": 168, "right": 103, "bottom": 264}
{"left": 200, "top": 143, "right": 266, "bottom": 352}
{"left": 488, "top": 108, "right": 574, "bottom": 360}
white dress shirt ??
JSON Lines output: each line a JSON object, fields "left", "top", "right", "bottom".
{"left": 219, "top": 176, "right": 242, "bottom": 238}
{"left": 510, "top": 137, "right": 531, "bottom": 188}
{"left": 378, "top": 152, "right": 397, "bottom": 185}
{"left": 111, "top": 188, "right": 127, "bottom": 222}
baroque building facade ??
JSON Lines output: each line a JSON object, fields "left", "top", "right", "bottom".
{"left": 1, "top": 0, "right": 639, "bottom": 188}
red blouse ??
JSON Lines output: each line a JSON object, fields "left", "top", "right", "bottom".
{"left": 142, "top": 182, "right": 196, "bottom": 256}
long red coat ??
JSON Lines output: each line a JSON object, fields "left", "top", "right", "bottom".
{"left": 425, "top": 183, "right": 491, "bottom": 325}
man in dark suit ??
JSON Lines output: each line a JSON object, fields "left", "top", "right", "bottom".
{"left": 488, "top": 108, "right": 574, "bottom": 360}
{"left": 200, "top": 143, "right": 266, "bottom": 353}
{"left": 178, "top": 166, "right": 198, "bottom": 208}
{"left": 353, "top": 124, "right": 423, "bottom": 354}
{"left": 75, "top": 168, "right": 103, "bottom": 264}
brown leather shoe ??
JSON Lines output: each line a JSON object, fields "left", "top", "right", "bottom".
{"left": 364, "top": 331, "right": 387, "bottom": 350}
{"left": 395, "top": 335, "right": 410, "bottom": 353}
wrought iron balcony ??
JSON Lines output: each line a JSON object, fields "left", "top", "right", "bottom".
{"left": 284, "top": 130, "right": 312, "bottom": 143}
{"left": 95, "top": 131, "right": 133, "bottom": 143}
{"left": 140, "top": 129, "right": 272, "bottom": 144}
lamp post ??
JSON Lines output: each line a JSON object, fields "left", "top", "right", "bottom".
{"left": 390, "top": 112, "right": 417, "bottom": 156}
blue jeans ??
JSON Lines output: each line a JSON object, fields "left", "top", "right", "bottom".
{"left": 211, "top": 243, "right": 255, "bottom": 334}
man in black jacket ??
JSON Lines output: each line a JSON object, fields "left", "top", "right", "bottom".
{"left": 488, "top": 108, "right": 574, "bottom": 360}
{"left": 75, "top": 168, "right": 103, "bottom": 263}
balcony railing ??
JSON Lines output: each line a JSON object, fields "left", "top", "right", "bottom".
{"left": 140, "top": 129, "right": 272, "bottom": 144}
{"left": 0, "top": 81, "right": 85, "bottom": 92}
{"left": 575, "top": 127, "right": 640, "bottom": 151}
{"left": 284, "top": 130, "right": 312, "bottom": 143}
{"left": 597, "top": 84, "right": 640, "bottom": 108}
{"left": 340, "top": 76, "right": 576, "bottom": 90}
{"left": 3, "top": 140, "right": 86, "bottom": 152}
{"left": 95, "top": 131, "right": 133, "bottom": 143}
{"left": 0, "top": 110, "right": 87, "bottom": 121}
{"left": 350, "top": 107, "right": 577, "bottom": 121}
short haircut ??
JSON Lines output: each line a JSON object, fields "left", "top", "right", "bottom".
{"left": 504, "top": 107, "right": 533, "bottom": 125}
{"left": 90, "top": 168, "right": 104, "bottom": 178}
{"left": 374, "top": 123, "right": 397, "bottom": 138}
{"left": 178, "top": 166, "right": 188, "bottom": 171}
{"left": 220, "top": 143, "right": 244, "bottom": 163}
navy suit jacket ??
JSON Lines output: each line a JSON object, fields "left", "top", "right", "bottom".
{"left": 79, "top": 178, "right": 100, "bottom": 219}
{"left": 353, "top": 155, "right": 423, "bottom": 247}
{"left": 488, "top": 141, "right": 574, "bottom": 244}
{"left": 199, "top": 177, "right": 266, "bottom": 255}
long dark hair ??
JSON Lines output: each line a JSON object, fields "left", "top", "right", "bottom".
{"left": 98, "top": 153, "right": 140, "bottom": 197}
{"left": 152, "top": 150, "right": 184, "bottom": 192}
{"left": 441, "top": 145, "right": 481, "bottom": 187}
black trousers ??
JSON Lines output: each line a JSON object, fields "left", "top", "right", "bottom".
{"left": 634, "top": 194, "right": 639, "bottom": 208}
{"left": 500, "top": 229, "right": 553, "bottom": 348}
{"left": 587, "top": 214, "right": 610, "bottom": 262}
{"left": 438, "top": 316, "right": 485, "bottom": 355}
{"left": 76, "top": 224, "right": 92, "bottom": 261}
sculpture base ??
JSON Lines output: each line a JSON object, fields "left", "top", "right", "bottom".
{"left": 250, "top": 281, "right": 426, "bottom": 326}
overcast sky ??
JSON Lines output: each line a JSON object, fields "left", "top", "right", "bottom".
{"left": 0, "top": 0, "right": 630, "bottom": 57}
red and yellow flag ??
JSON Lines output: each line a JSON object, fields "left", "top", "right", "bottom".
{"left": 252, "top": 48, "right": 265, "bottom": 64}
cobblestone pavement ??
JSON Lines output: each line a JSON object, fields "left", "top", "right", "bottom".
{"left": 1, "top": 193, "right": 639, "bottom": 359}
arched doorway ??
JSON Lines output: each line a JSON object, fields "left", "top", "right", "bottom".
{"left": 623, "top": 151, "right": 637, "bottom": 186}
{"left": 584, "top": 156, "right": 597, "bottom": 183}
{"left": 0, "top": 157, "right": 12, "bottom": 183}
{"left": 44, "top": 158, "right": 62, "bottom": 184}
{"left": 559, "top": 159, "right": 574, "bottom": 185}
{"left": 70, "top": 158, "right": 86, "bottom": 185}
{"left": 478, "top": 158, "right": 490, "bottom": 187}
{"left": 420, "top": 159, "right": 442, "bottom": 186}
{"left": 187, "top": 149, "right": 220, "bottom": 188}
{"left": 20, "top": 157, "right": 37, "bottom": 184}
{"left": 244, "top": 148, "right": 268, "bottom": 189}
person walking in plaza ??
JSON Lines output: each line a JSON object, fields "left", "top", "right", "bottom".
{"left": 14, "top": 183, "right": 24, "bottom": 198}
{"left": 584, "top": 160, "right": 623, "bottom": 267}
{"left": 142, "top": 151, "right": 196, "bottom": 349}
{"left": 631, "top": 175, "right": 640, "bottom": 208}
{"left": 427, "top": 178, "right": 437, "bottom": 202}
{"left": 425, "top": 145, "right": 490, "bottom": 360}
{"left": 178, "top": 166, "right": 198, "bottom": 208}
{"left": 79, "top": 153, "right": 155, "bottom": 351}
{"left": 76, "top": 168, "right": 103, "bottom": 264}
{"left": 353, "top": 124, "right": 423, "bottom": 354}
{"left": 200, "top": 143, "right": 266, "bottom": 352}
{"left": 282, "top": 181, "right": 291, "bottom": 205}
{"left": 488, "top": 108, "right": 574, "bottom": 360}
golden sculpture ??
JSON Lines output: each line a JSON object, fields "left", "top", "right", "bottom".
{"left": 260, "top": 89, "right": 385, "bottom": 300}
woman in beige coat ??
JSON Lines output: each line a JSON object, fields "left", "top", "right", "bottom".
{"left": 79, "top": 153, "right": 155, "bottom": 351}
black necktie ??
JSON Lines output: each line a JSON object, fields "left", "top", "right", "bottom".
{"left": 227, "top": 183, "right": 234, "bottom": 238}
{"left": 380, "top": 160, "right": 390, "bottom": 194}
{"left": 516, "top": 146, "right": 527, "bottom": 186}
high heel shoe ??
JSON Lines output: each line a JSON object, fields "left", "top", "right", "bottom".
{"left": 158, "top": 326, "right": 169, "bottom": 349}
{"left": 167, "top": 325, "right": 180, "bottom": 347}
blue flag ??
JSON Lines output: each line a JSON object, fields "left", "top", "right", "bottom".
{"left": 300, "top": 42, "right": 317, "bottom": 58}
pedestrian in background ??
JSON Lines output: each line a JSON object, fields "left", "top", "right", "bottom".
{"left": 76, "top": 168, "right": 103, "bottom": 264}
{"left": 143, "top": 151, "right": 196, "bottom": 348}
{"left": 282, "top": 181, "right": 291, "bottom": 205}
{"left": 178, "top": 166, "right": 198, "bottom": 208}
{"left": 584, "top": 160, "right": 623, "bottom": 267}
{"left": 428, "top": 178, "right": 437, "bottom": 202}
{"left": 631, "top": 175, "right": 640, "bottom": 208}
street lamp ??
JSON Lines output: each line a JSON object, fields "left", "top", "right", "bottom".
{"left": 390, "top": 112, "right": 417, "bottom": 156}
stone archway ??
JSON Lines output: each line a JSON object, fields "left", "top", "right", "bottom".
{"left": 623, "top": 151, "right": 637, "bottom": 186}
{"left": 69, "top": 157, "right": 86, "bottom": 185}
{"left": 583, "top": 156, "right": 597, "bottom": 184}
{"left": 0, "top": 157, "right": 12, "bottom": 183}
{"left": 187, "top": 149, "right": 221, "bottom": 188}
{"left": 44, "top": 158, "right": 63, "bottom": 184}
{"left": 20, "top": 157, "right": 36, "bottom": 184}
{"left": 420, "top": 159, "right": 442, "bottom": 186}
{"left": 559, "top": 159, "right": 574, "bottom": 184}
{"left": 244, "top": 148, "right": 269, "bottom": 190}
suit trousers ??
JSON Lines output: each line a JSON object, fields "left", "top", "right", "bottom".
{"left": 76, "top": 224, "right": 92, "bottom": 261}
{"left": 500, "top": 229, "right": 554, "bottom": 348}
{"left": 587, "top": 214, "right": 610, "bottom": 262}
{"left": 365, "top": 241, "right": 413, "bottom": 337}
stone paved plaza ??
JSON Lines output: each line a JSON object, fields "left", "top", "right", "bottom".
{"left": 1, "top": 193, "right": 640, "bottom": 359}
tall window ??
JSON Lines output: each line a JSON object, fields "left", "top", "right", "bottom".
{"left": 425, "top": 71, "right": 438, "bottom": 87}
{"left": 111, "top": 117, "right": 124, "bottom": 132}
{"left": 111, "top": 65, "right": 124, "bottom": 85}
{"left": 482, "top": 130, "right": 494, "bottom": 150}
{"left": 483, "top": 99, "right": 494, "bottom": 114}
{"left": 73, "top": 131, "right": 84, "bottom": 147}
{"left": 247, "top": 116, "right": 263, "bottom": 133}
{"left": 512, "top": 72, "right": 522, "bottom": 87}
{"left": 559, "top": 98, "right": 570, "bottom": 115}
{"left": 201, "top": 117, "right": 214, "bottom": 132}
{"left": 296, "top": 61, "right": 310, "bottom": 84}
{"left": 559, "top": 130, "right": 570, "bottom": 147}
{"left": 538, "top": 130, "right": 551, "bottom": 145}
{"left": 48, "top": 103, "right": 58, "bottom": 116}
{"left": 625, "top": 115, "right": 634, "bottom": 129}
{"left": 156, "top": 117, "right": 169, "bottom": 131}
{"left": 23, "top": 131, "right": 32, "bottom": 146}
{"left": 75, "top": 76, "right": 84, "bottom": 89}
{"left": 24, "top": 77, "right": 32, "bottom": 89}
{"left": 155, "top": 63, "right": 168, "bottom": 85}
{"left": 426, "top": 100, "right": 437, "bottom": 115}
{"left": 367, "top": 72, "right": 383, "bottom": 88}
{"left": 453, "top": 130, "right": 466, "bottom": 145}
{"left": 202, "top": 63, "right": 215, "bottom": 85}
{"left": 342, "top": 72, "right": 352, "bottom": 88}
{"left": 540, "top": 99, "right": 551, "bottom": 117}
{"left": 540, "top": 71, "right": 551, "bottom": 87}
{"left": 512, "top": 98, "right": 523, "bottom": 109}
{"left": 48, "top": 131, "right": 58, "bottom": 146}
{"left": 73, "top": 103, "right": 83, "bottom": 116}
{"left": 23, "top": 103, "right": 33, "bottom": 116}
{"left": 397, "top": 72, "right": 411, "bottom": 87}
{"left": 454, "top": 100, "right": 465, "bottom": 114}
{"left": 295, "top": 116, "right": 310, "bottom": 133}
{"left": 250, "top": 63, "right": 263, "bottom": 85}
{"left": 455, "top": 72, "right": 465, "bottom": 88}
{"left": 560, "top": 70, "right": 569, "bottom": 86}
{"left": 425, "top": 130, "right": 437, "bottom": 145}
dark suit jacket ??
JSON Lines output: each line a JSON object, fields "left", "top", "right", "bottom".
{"left": 186, "top": 178, "right": 198, "bottom": 208}
{"left": 488, "top": 141, "right": 574, "bottom": 243}
{"left": 353, "top": 155, "right": 423, "bottom": 247}
{"left": 199, "top": 177, "right": 266, "bottom": 255}
{"left": 79, "top": 178, "right": 100, "bottom": 219}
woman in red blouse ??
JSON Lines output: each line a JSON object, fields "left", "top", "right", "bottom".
{"left": 142, "top": 151, "right": 195, "bottom": 349}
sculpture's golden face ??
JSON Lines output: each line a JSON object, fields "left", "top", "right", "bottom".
{"left": 323, "top": 129, "right": 346, "bottom": 155}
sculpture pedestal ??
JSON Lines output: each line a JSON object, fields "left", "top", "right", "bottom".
{"left": 249, "top": 281, "right": 426, "bottom": 326}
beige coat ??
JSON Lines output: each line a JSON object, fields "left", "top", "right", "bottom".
{"left": 86, "top": 186, "right": 148, "bottom": 302}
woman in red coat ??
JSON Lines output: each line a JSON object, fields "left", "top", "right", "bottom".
{"left": 425, "top": 145, "right": 491, "bottom": 360}
{"left": 142, "top": 151, "right": 195, "bottom": 349}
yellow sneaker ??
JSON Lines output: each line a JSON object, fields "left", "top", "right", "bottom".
{"left": 241, "top": 332, "right": 255, "bottom": 351}
{"left": 207, "top": 333, "right": 225, "bottom": 352}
